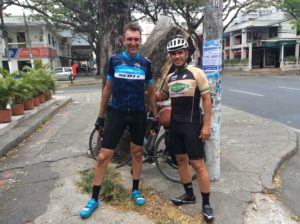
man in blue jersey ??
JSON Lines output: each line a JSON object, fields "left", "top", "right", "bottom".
{"left": 80, "top": 22, "right": 158, "bottom": 219}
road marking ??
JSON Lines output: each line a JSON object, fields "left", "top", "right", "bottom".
{"left": 55, "top": 90, "right": 65, "bottom": 93}
{"left": 278, "top": 86, "right": 300, "bottom": 91}
{"left": 229, "top": 89, "right": 264, "bottom": 97}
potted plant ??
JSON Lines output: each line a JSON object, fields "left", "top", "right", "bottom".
{"left": 43, "top": 69, "right": 55, "bottom": 101}
{"left": 23, "top": 65, "right": 54, "bottom": 104}
{"left": 20, "top": 75, "right": 35, "bottom": 110}
{"left": 21, "top": 69, "right": 41, "bottom": 107}
{"left": 0, "top": 76, "right": 14, "bottom": 123}
{"left": 10, "top": 78, "right": 33, "bottom": 115}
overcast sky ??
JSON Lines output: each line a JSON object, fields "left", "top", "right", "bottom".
{"left": 4, "top": 5, "right": 32, "bottom": 16}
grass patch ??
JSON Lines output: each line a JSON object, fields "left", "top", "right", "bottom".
{"left": 77, "top": 165, "right": 204, "bottom": 223}
{"left": 77, "top": 165, "right": 129, "bottom": 202}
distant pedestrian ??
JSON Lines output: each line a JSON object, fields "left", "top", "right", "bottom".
{"left": 71, "top": 63, "right": 78, "bottom": 83}
{"left": 79, "top": 22, "right": 158, "bottom": 219}
{"left": 155, "top": 35, "right": 214, "bottom": 223}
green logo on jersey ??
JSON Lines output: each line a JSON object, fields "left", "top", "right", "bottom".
{"left": 170, "top": 83, "right": 189, "bottom": 93}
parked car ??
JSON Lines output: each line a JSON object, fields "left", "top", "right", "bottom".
{"left": 51, "top": 67, "right": 72, "bottom": 81}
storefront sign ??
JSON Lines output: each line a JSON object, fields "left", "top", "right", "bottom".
{"left": 18, "top": 47, "right": 50, "bottom": 58}
{"left": 5, "top": 47, "right": 57, "bottom": 59}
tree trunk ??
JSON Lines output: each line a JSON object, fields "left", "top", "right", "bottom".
{"left": 94, "top": 41, "right": 101, "bottom": 76}
{"left": 97, "top": 0, "right": 131, "bottom": 163}
{"left": 98, "top": 0, "right": 131, "bottom": 76}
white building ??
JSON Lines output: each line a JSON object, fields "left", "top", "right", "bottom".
{"left": 223, "top": 9, "right": 300, "bottom": 71}
{"left": 0, "top": 16, "right": 72, "bottom": 72}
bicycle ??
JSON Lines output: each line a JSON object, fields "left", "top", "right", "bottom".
{"left": 88, "top": 116, "right": 197, "bottom": 184}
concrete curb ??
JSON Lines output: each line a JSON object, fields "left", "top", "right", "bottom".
{"left": 0, "top": 99, "right": 59, "bottom": 136}
{"left": 0, "top": 96, "right": 72, "bottom": 157}
{"left": 55, "top": 79, "right": 101, "bottom": 88}
{"left": 259, "top": 122, "right": 298, "bottom": 191}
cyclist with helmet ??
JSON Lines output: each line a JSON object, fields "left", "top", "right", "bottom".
{"left": 155, "top": 35, "right": 214, "bottom": 223}
{"left": 79, "top": 22, "right": 158, "bottom": 219}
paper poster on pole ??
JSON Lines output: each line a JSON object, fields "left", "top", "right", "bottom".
{"left": 202, "top": 39, "right": 222, "bottom": 73}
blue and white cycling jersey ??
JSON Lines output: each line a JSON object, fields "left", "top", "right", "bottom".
{"left": 106, "top": 51, "right": 154, "bottom": 111}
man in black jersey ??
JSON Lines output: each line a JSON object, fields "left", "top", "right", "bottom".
{"left": 155, "top": 35, "right": 214, "bottom": 223}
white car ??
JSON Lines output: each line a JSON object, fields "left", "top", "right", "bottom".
{"left": 52, "top": 67, "right": 72, "bottom": 81}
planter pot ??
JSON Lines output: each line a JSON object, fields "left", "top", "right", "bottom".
{"left": 12, "top": 103, "right": 25, "bottom": 116}
{"left": 33, "top": 96, "right": 40, "bottom": 107}
{"left": 39, "top": 94, "right": 45, "bottom": 103}
{"left": 45, "top": 91, "right": 53, "bottom": 101}
{"left": 24, "top": 99, "right": 34, "bottom": 110}
{"left": 0, "top": 109, "right": 12, "bottom": 123}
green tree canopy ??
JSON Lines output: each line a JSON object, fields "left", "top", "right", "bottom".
{"left": 132, "top": 0, "right": 276, "bottom": 51}
{"left": 4, "top": 0, "right": 132, "bottom": 76}
{"left": 280, "top": 0, "right": 300, "bottom": 30}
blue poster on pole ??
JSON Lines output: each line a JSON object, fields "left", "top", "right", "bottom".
{"left": 202, "top": 40, "right": 222, "bottom": 73}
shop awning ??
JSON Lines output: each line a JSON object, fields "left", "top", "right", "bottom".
{"left": 253, "top": 40, "right": 296, "bottom": 48}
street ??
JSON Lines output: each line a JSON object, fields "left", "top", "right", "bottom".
{"left": 222, "top": 75, "right": 300, "bottom": 131}
{"left": 222, "top": 75, "right": 300, "bottom": 218}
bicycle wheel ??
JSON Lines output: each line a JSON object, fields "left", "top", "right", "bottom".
{"left": 89, "top": 128, "right": 102, "bottom": 160}
{"left": 154, "top": 132, "right": 197, "bottom": 183}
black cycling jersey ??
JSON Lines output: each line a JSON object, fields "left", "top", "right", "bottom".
{"left": 161, "top": 65, "right": 210, "bottom": 123}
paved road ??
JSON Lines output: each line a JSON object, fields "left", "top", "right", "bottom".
{"left": 222, "top": 75, "right": 300, "bottom": 218}
{"left": 222, "top": 75, "right": 300, "bottom": 131}
{"left": 55, "top": 83, "right": 101, "bottom": 95}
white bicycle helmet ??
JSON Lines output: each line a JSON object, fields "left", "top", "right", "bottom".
{"left": 167, "top": 35, "right": 189, "bottom": 52}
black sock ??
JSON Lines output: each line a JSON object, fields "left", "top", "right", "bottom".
{"left": 183, "top": 182, "right": 194, "bottom": 197}
{"left": 201, "top": 192, "right": 210, "bottom": 207}
{"left": 92, "top": 185, "right": 101, "bottom": 202}
{"left": 132, "top": 179, "right": 140, "bottom": 191}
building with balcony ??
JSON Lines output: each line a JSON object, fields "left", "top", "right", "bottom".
{"left": 223, "top": 9, "right": 300, "bottom": 72}
{"left": 0, "top": 16, "right": 72, "bottom": 72}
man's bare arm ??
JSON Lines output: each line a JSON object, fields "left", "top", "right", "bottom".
{"left": 146, "top": 85, "right": 158, "bottom": 117}
{"left": 98, "top": 80, "right": 112, "bottom": 118}
{"left": 200, "top": 92, "right": 212, "bottom": 141}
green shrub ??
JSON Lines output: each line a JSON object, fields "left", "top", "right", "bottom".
{"left": 240, "top": 58, "right": 249, "bottom": 65}
{"left": 11, "top": 78, "right": 33, "bottom": 104}
{"left": 21, "top": 64, "right": 55, "bottom": 96}
{"left": 33, "top": 59, "right": 43, "bottom": 69}
{"left": 0, "top": 67, "right": 10, "bottom": 78}
{"left": 230, "top": 58, "right": 240, "bottom": 64}
{"left": 223, "top": 59, "right": 230, "bottom": 64}
{"left": 0, "top": 76, "right": 14, "bottom": 109}
{"left": 284, "top": 56, "right": 296, "bottom": 63}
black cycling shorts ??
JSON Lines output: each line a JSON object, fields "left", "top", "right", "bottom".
{"left": 102, "top": 109, "right": 146, "bottom": 149}
{"left": 168, "top": 121, "right": 205, "bottom": 160}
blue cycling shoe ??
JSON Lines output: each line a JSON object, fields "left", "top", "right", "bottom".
{"left": 79, "top": 198, "right": 99, "bottom": 218}
{"left": 131, "top": 189, "right": 146, "bottom": 206}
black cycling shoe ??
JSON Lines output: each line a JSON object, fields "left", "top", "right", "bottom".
{"left": 171, "top": 193, "right": 196, "bottom": 206}
{"left": 202, "top": 204, "right": 214, "bottom": 223}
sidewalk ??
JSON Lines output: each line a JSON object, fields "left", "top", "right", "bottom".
{"left": 0, "top": 96, "right": 71, "bottom": 157}
{"left": 0, "top": 78, "right": 298, "bottom": 223}
{"left": 136, "top": 106, "right": 298, "bottom": 224}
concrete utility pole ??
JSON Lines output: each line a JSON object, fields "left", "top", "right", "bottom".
{"left": 203, "top": 0, "right": 223, "bottom": 181}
